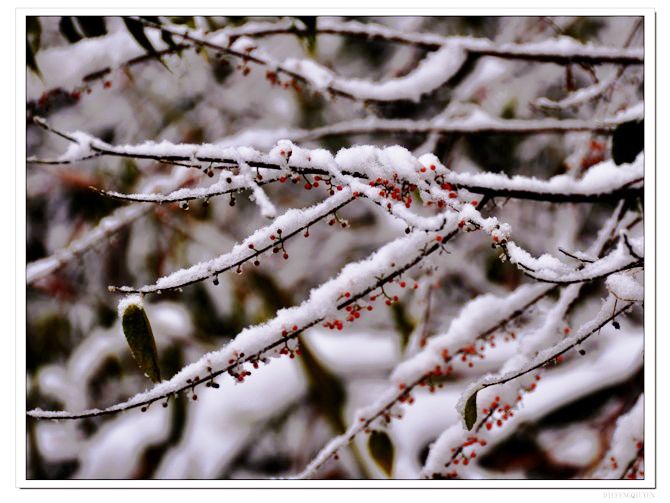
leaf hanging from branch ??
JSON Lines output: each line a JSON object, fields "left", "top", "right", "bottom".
{"left": 120, "top": 297, "right": 161, "bottom": 383}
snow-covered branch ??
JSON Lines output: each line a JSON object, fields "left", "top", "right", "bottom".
{"left": 27, "top": 224, "right": 451, "bottom": 420}
{"left": 133, "top": 17, "right": 642, "bottom": 105}
{"left": 592, "top": 394, "right": 644, "bottom": 479}
{"left": 293, "top": 201, "right": 633, "bottom": 479}
{"left": 26, "top": 168, "right": 195, "bottom": 284}
{"left": 25, "top": 15, "right": 646, "bottom": 481}
{"left": 109, "top": 191, "right": 357, "bottom": 294}
{"left": 31, "top": 119, "right": 644, "bottom": 205}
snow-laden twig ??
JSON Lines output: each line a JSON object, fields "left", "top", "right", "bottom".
{"left": 92, "top": 172, "right": 282, "bottom": 205}
{"left": 504, "top": 237, "right": 643, "bottom": 285}
{"left": 31, "top": 120, "right": 644, "bottom": 205}
{"left": 26, "top": 168, "right": 194, "bottom": 284}
{"left": 143, "top": 17, "right": 644, "bottom": 67}
{"left": 135, "top": 18, "right": 467, "bottom": 104}
{"left": 27, "top": 205, "right": 150, "bottom": 285}
{"left": 290, "top": 282, "right": 553, "bottom": 479}
{"left": 109, "top": 190, "right": 357, "bottom": 294}
{"left": 135, "top": 17, "right": 642, "bottom": 105}
{"left": 591, "top": 394, "right": 644, "bottom": 479}
{"left": 27, "top": 223, "right": 458, "bottom": 420}
{"left": 420, "top": 151, "right": 643, "bottom": 204}
{"left": 418, "top": 201, "right": 633, "bottom": 476}
{"left": 534, "top": 73, "right": 622, "bottom": 111}
{"left": 293, "top": 201, "right": 631, "bottom": 479}
{"left": 422, "top": 294, "right": 636, "bottom": 478}
{"left": 29, "top": 191, "right": 506, "bottom": 421}
{"left": 29, "top": 17, "right": 643, "bottom": 112}
{"left": 533, "top": 19, "right": 643, "bottom": 112}
{"left": 296, "top": 104, "right": 643, "bottom": 139}
{"left": 461, "top": 297, "right": 634, "bottom": 424}
{"left": 27, "top": 18, "right": 304, "bottom": 102}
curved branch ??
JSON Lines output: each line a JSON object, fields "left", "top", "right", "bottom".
{"left": 28, "top": 218, "right": 466, "bottom": 420}
{"left": 27, "top": 168, "right": 195, "bottom": 284}
{"left": 464, "top": 297, "right": 634, "bottom": 408}
{"left": 110, "top": 192, "right": 357, "bottom": 294}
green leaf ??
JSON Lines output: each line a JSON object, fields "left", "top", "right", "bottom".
{"left": 123, "top": 18, "right": 168, "bottom": 70}
{"left": 121, "top": 302, "right": 161, "bottom": 383}
{"left": 463, "top": 389, "right": 479, "bottom": 431}
{"left": 368, "top": 430, "right": 394, "bottom": 477}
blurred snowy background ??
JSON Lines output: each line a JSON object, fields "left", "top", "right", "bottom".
{"left": 26, "top": 16, "right": 644, "bottom": 480}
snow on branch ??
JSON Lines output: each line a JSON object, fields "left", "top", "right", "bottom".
{"left": 29, "top": 191, "right": 512, "bottom": 421}
{"left": 422, "top": 294, "right": 637, "bottom": 478}
{"left": 134, "top": 18, "right": 467, "bottom": 104}
{"left": 291, "top": 282, "right": 554, "bottom": 479}
{"left": 415, "top": 202, "right": 633, "bottom": 475}
{"left": 27, "top": 225, "right": 453, "bottom": 420}
{"left": 29, "top": 17, "right": 643, "bottom": 111}
{"left": 131, "top": 18, "right": 641, "bottom": 105}
{"left": 25, "top": 15, "right": 646, "bottom": 481}
{"left": 503, "top": 237, "right": 643, "bottom": 285}
{"left": 27, "top": 204, "right": 149, "bottom": 285}
{"left": 592, "top": 394, "right": 644, "bottom": 479}
{"left": 311, "top": 19, "right": 644, "bottom": 66}
{"left": 26, "top": 167, "right": 195, "bottom": 284}
{"left": 295, "top": 104, "right": 643, "bottom": 139}
{"left": 293, "top": 201, "right": 632, "bottom": 479}
{"left": 27, "top": 18, "right": 301, "bottom": 101}
{"left": 109, "top": 190, "right": 357, "bottom": 294}
{"left": 419, "top": 151, "right": 643, "bottom": 204}
{"left": 31, "top": 119, "right": 644, "bottom": 205}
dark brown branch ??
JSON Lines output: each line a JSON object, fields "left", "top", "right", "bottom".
{"left": 477, "top": 301, "right": 634, "bottom": 392}
{"left": 30, "top": 118, "right": 643, "bottom": 205}
{"left": 109, "top": 195, "right": 357, "bottom": 294}
{"left": 520, "top": 259, "right": 643, "bottom": 285}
